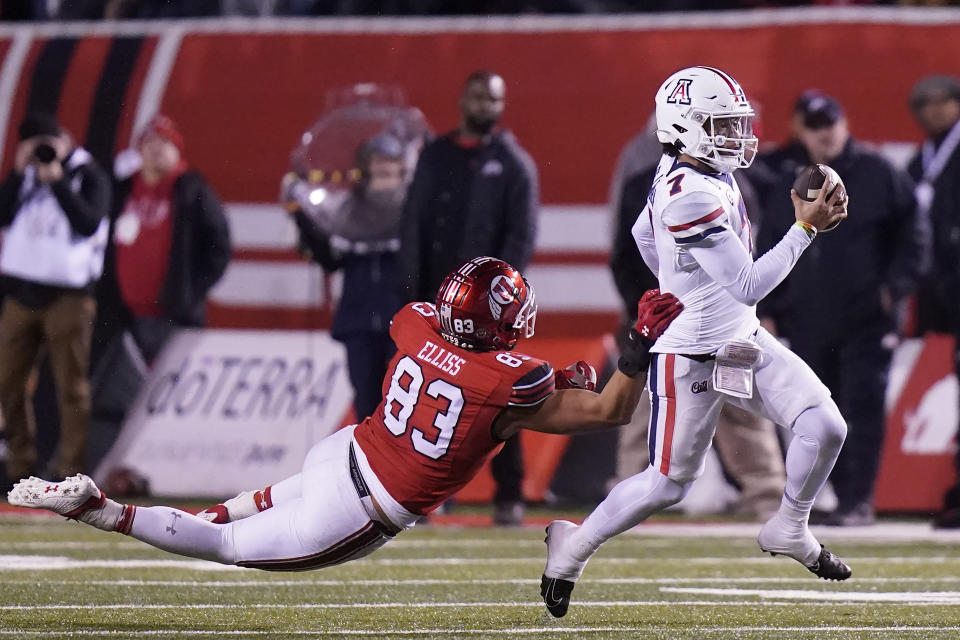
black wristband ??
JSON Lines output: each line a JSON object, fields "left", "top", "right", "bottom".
{"left": 617, "top": 328, "right": 652, "bottom": 377}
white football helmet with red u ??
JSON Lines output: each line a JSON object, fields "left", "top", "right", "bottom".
{"left": 435, "top": 256, "right": 537, "bottom": 352}
{"left": 655, "top": 66, "right": 758, "bottom": 173}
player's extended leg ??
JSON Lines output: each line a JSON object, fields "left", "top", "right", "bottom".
{"left": 8, "top": 429, "right": 397, "bottom": 570}
{"left": 541, "top": 353, "right": 722, "bottom": 618}
{"left": 757, "top": 399, "right": 850, "bottom": 579}
{"left": 6, "top": 474, "right": 236, "bottom": 563}
{"left": 746, "top": 329, "right": 851, "bottom": 580}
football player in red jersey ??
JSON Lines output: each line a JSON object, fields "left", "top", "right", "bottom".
{"left": 8, "top": 257, "right": 681, "bottom": 573}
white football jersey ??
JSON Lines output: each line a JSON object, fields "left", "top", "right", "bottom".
{"left": 633, "top": 154, "right": 812, "bottom": 355}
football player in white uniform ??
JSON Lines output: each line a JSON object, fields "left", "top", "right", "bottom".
{"left": 541, "top": 66, "right": 850, "bottom": 618}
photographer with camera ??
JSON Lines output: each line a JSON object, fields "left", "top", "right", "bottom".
{"left": 0, "top": 111, "right": 110, "bottom": 489}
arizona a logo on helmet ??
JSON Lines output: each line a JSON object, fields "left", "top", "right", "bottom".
{"left": 666, "top": 78, "right": 693, "bottom": 105}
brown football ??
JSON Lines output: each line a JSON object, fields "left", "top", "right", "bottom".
{"left": 792, "top": 163, "right": 847, "bottom": 232}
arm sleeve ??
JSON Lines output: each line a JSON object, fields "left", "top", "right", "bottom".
{"left": 664, "top": 192, "right": 812, "bottom": 307}
{"left": 50, "top": 164, "right": 110, "bottom": 237}
{"left": 508, "top": 361, "right": 555, "bottom": 407}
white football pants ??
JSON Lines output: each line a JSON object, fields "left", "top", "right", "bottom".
{"left": 123, "top": 426, "right": 413, "bottom": 570}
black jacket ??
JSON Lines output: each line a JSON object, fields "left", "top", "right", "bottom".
{"left": 753, "top": 139, "right": 923, "bottom": 340}
{"left": 399, "top": 130, "right": 538, "bottom": 302}
{"left": 0, "top": 148, "right": 110, "bottom": 307}
{"left": 100, "top": 170, "right": 231, "bottom": 327}
{"left": 908, "top": 139, "right": 960, "bottom": 330}
{"left": 292, "top": 209, "right": 403, "bottom": 338}
{"left": 611, "top": 166, "right": 660, "bottom": 321}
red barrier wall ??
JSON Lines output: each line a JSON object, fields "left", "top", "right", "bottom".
{"left": 0, "top": 16, "right": 954, "bottom": 203}
{"left": 156, "top": 22, "right": 946, "bottom": 204}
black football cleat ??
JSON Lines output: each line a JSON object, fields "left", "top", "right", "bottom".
{"left": 806, "top": 545, "right": 852, "bottom": 581}
{"left": 540, "top": 575, "right": 575, "bottom": 618}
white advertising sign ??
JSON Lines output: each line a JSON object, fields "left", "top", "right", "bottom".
{"left": 95, "top": 329, "right": 353, "bottom": 497}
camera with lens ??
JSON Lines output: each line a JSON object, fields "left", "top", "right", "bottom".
{"left": 33, "top": 143, "right": 57, "bottom": 164}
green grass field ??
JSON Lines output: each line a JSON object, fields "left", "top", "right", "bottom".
{"left": 2, "top": 509, "right": 960, "bottom": 639}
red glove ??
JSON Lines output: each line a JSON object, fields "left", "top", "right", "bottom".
{"left": 634, "top": 288, "right": 684, "bottom": 344}
{"left": 554, "top": 360, "right": 598, "bottom": 392}
{"left": 618, "top": 289, "right": 684, "bottom": 377}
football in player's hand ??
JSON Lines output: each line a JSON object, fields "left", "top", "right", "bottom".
{"left": 792, "top": 164, "right": 847, "bottom": 232}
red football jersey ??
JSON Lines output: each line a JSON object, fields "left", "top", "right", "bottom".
{"left": 353, "top": 302, "right": 554, "bottom": 515}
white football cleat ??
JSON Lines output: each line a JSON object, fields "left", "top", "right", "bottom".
{"left": 542, "top": 519, "right": 586, "bottom": 581}
{"left": 758, "top": 513, "right": 851, "bottom": 581}
{"left": 7, "top": 474, "right": 105, "bottom": 519}
{"left": 540, "top": 519, "right": 590, "bottom": 618}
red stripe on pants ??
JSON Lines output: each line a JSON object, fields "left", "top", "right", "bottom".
{"left": 659, "top": 354, "right": 677, "bottom": 475}
{"left": 237, "top": 521, "right": 385, "bottom": 572}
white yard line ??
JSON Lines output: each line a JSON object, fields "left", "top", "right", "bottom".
{"left": 3, "top": 576, "right": 960, "bottom": 587}
{"left": 0, "top": 556, "right": 242, "bottom": 571}
{"left": 0, "top": 601, "right": 915, "bottom": 610}
{"left": 0, "top": 539, "right": 543, "bottom": 550}
{"left": 0, "top": 541, "right": 148, "bottom": 549}
{"left": 662, "top": 586, "right": 960, "bottom": 604}
{"left": 3, "top": 554, "right": 959, "bottom": 571}
{"left": 372, "top": 555, "right": 960, "bottom": 566}
{"left": 0, "top": 628, "right": 955, "bottom": 637}
{"left": 3, "top": 517, "right": 957, "bottom": 542}
{"left": 3, "top": 528, "right": 956, "bottom": 550}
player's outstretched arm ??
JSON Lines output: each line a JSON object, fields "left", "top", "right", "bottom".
{"left": 493, "top": 290, "right": 682, "bottom": 439}
{"left": 499, "top": 368, "right": 647, "bottom": 437}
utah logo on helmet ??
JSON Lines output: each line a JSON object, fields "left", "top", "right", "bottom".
{"left": 436, "top": 257, "right": 537, "bottom": 352}
{"left": 655, "top": 66, "right": 758, "bottom": 174}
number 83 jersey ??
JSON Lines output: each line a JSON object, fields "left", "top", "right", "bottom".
{"left": 353, "top": 302, "right": 554, "bottom": 515}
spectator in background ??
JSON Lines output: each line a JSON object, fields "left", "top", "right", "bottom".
{"left": 906, "top": 74, "right": 960, "bottom": 529}
{"left": 285, "top": 133, "right": 408, "bottom": 421}
{"left": 400, "top": 70, "right": 538, "bottom": 525}
{"left": 99, "top": 115, "right": 230, "bottom": 365}
{"left": 754, "top": 91, "right": 925, "bottom": 526}
{"left": 0, "top": 111, "right": 110, "bottom": 488}
{"left": 610, "top": 121, "right": 785, "bottom": 520}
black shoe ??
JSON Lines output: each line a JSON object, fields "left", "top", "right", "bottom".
{"left": 807, "top": 545, "right": 852, "bottom": 581}
{"left": 822, "top": 503, "right": 876, "bottom": 527}
{"left": 540, "top": 575, "right": 575, "bottom": 618}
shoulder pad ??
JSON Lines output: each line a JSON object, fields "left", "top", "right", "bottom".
{"left": 508, "top": 361, "right": 555, "bottom": 407}
{"left": 661, "top": 191, "right": 729, "bottom": 246}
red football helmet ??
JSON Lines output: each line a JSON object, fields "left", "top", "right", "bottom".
{"left": 435, "top": 257, "right": 537, "bottom": 351}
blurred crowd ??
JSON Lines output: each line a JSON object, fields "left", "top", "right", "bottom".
{"left": 0, "top": 0, "right": 952, "bottom": 21}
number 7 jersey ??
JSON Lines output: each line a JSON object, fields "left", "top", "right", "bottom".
{"left": 353, "top": 302, "right": 555, "bottom": 515}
